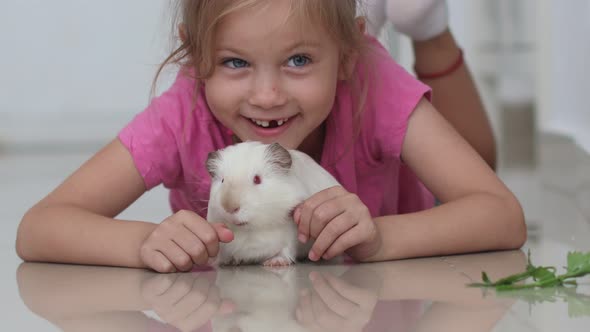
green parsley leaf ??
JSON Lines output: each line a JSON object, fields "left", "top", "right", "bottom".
{"left": 468, "top": 250, "right": 590, "bottom": 291}
{"left": 566, "top": 251, "right": 590, "bottom": 277}
{"left": 469, "top": 251, "right": 590, "bottom": 317}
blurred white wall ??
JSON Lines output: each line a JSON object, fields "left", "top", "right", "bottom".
{"left": 0, "top": 0, "right": 173, "bottom": 147}
{"left": 537, "top": 0, "right": 590, "bottom": 152}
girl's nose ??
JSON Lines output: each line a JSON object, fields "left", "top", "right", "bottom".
{"left": 248, "top": 73, "right": 287, "bottom": 109}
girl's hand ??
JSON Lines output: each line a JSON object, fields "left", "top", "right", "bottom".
{"left": 140, "top": 210, "right": 234, "bottom": 273}
{"left": 294, "top": 186, "right": 381, "bottom": 262}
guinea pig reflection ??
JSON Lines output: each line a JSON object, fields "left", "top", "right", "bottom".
{"left": 211, "top": 266, "right": 306, "bottom": 332}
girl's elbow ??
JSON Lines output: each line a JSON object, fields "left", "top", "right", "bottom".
{"left": 483, "top": 142, "right": 498, "bottom": 172}
{"left": 15, "top": 209, "right": 38, "bottom": 262}
{"left": 15, "top": 234, "right": 31, "bottom": 262}
{"left": 15, "top": 244, "right": 34, "bottom": 263}
{"left": 504, "top": 194, "right": 527, "bottom": 249}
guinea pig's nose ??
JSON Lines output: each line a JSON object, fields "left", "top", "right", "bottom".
{"left": 222, "top": 201, "right": 241, "bottom": 214}
{"left": 221, "top": 191, "right": 241, "bottom": 214}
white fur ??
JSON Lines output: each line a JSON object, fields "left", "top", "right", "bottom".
{"left": 211, "top": 266, "right": 305, "bottom": 332}
{"left": 206, "top": 141, "right": 340, "bottom": 266}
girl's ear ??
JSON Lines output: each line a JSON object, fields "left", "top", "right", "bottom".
{"left": 356, "top": 16, "right": 367, "bottom": 36}
{"left": 338, "top": 17, "right": 366, "bottom": 80}
{"left": 178, "top": 23, "right": 188, "bottom": 43}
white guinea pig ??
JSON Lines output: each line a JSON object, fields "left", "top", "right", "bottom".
{"left": 205, "top": 141, "right": 340, "bottom": 266}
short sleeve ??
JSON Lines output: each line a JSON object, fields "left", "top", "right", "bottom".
{"left": 363, "top": 38, "right": 432, "bottom": 160}
{"left": 118, "top": 79, "right": 186, "bottom": 190}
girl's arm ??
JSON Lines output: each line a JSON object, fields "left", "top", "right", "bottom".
{"left": 16, "top": 139, "right": 156, "bottom": 268}
{"left": 17, "top": 263, "right": 152, "bottom": 317}
{"left": 361, "top": 98, "right": 526, "bottom": 262}
{"left": 413, "top": 29, "right": 497, "bottom": 169}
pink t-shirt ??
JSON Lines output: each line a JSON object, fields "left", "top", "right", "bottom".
{"left": 118, "top": 36, "right": 434, "bottom": 218}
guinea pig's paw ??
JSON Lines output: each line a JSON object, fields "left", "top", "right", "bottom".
{"left": 262, "top": 253, "right": 295, "bottom": 267}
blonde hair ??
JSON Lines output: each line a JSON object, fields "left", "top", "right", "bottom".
{"left": 154, "top": 0, "right": 374, "bottom": 156}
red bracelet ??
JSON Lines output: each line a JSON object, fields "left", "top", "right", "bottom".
{"left": 415, "top": 49, "right": 464, "bottom": 80}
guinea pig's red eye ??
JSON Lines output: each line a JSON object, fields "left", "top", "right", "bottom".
{"left": 253, "top": 175, "right": 261, "bottom": 185}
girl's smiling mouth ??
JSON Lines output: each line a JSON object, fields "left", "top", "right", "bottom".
{"left": 248, "top": 116, "right": 292, "bottom": 129}
{"left": 243, "top": 115, "right": 297, "bottom": 138}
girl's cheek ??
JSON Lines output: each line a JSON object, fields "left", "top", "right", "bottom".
{"left": 296, "top": 79, "right": 337, "bottom": 111}
{"left": 205, "top": 80, "right": 242, "bottom": 111}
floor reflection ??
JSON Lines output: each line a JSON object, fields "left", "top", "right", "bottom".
{"left": 17, "top": 250, "right": 529, "bottom": 332}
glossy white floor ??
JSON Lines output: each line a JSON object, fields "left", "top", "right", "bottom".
{"left": 2, "top": 132, "right": 590, "bottom": 331}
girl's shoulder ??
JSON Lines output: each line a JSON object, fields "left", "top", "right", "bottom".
{"left": 118, "top": 69, "right": 227, "bottom": 190}
{"left": 362, "top": 36, "right": 432, "bottom": 112}
{"left": 354, "top": 36, "right": 432, "bottom": 158}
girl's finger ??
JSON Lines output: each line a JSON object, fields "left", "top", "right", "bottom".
{"left": 183, "top": 219, "right": 222, "bottom": 258}
{"left": 309, "top": 213, "right": 357, "bottom": 261}
{"left": 293, "top": 203, "right": 303, "bottom": 225}
{"left": 322, "top": 226, "right": 365, "bottom": 261}
{"left": 159, "top": 240, "right": 194, "bottom": 272}
{"left": 175, "top": 210, "right": 221, "bottom": 258}
{"left": 308, "top": 198, "right": 347, "bottom": 240}
{"left": 323, "top": 223, "right": 375, "bottom": 262}
{"left": 298, "top": 199, "right": 325, "bottom": 244}
{"left": 174, "top": 228, "right": 209, "bottom": 265}
{"left": 298, "top": 186, "right": 346, "bottom": 242}
{"left": 308, "top": 272, "right": 358, "bottom": 317}
{"left": 146, "top": 250, "right": 177, "bottom": 273}
{"left": 212, "top": 223, "right": 234, "bottom": 243}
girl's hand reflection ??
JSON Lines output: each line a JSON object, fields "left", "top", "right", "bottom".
{"left": 296, "top": 271, "right": 378, "bottom": 332}
{"left": 141, "top": 272, "right": 235, "bottom": 332}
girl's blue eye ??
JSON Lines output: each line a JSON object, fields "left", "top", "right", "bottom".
{"left": 287, "top": 55, "right": 311, "bottom": 67}
{"left": 223, "top": 58, "right": 249, "bottom": 69}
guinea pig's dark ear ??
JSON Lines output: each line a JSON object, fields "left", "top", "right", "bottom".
{"left": 206, "top": 151, "right": 221, "bottom": 177}
{"left": 265, "top": 143, "right": 292, "bottom": 172}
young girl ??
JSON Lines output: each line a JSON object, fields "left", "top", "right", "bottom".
{"left": 16, "top": 0, "right": 526, "bottom": 273}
